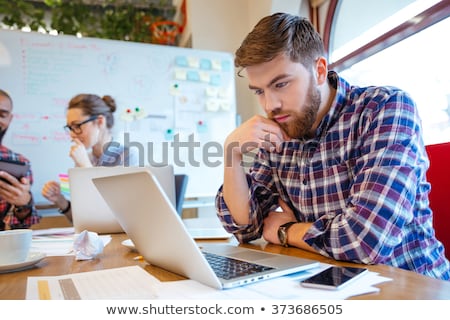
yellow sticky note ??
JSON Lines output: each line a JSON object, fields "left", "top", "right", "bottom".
{"left": 174, "top": 69, "right": 187, "bottom": 80}
{"left": 187, "top": 56, "right": 199, "bottom": 68}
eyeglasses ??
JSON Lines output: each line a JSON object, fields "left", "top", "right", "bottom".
{"left": 64, "top": 115, "right": 98, "bottom": 134}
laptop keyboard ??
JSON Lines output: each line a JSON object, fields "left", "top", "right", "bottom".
{"left": 203, "top": 252, "right": 274, "bottom": 280}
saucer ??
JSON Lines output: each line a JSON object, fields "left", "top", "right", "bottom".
{"left": 121, "top": 239, "right": 136, "bottom": 251}
{"left": 0, "top": 252, "right": 46, "bottom": 273}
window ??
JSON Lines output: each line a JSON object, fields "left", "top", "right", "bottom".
{"left": 340, "top": 17, "right": 450, "bottom": 145}
{"left": 328, "top": 0, "right": 450, "bottom": 145}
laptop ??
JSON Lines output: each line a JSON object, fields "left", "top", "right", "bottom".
{"left": 174, "top": 173, "right": 231, "bottom": 239}
{"left": 92, "top": 171, "right": 319, "bottom": 289}
{"left": 182, "top": 217, "right": 232, "bottom": 240}
{"left": 69, "top": 166, "right": 175, "bottom": 234}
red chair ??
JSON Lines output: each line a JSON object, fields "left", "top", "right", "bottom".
{"left": 425, "top": 142, "right": 450, "bottom": 259}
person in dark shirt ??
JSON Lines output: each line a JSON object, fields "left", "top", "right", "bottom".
{"left": 0, "top": 89, "right": 39, "bottom": 230}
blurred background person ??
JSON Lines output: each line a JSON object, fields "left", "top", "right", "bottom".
{"left": 42, "top": 93, "right": 139, "bottom": 222}
{"left": 0, "top": 89, "right": 39, "bottom": 230}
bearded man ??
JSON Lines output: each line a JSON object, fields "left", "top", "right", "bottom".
{"left": 214, "top": 13, "right": 450, "bottom": 281}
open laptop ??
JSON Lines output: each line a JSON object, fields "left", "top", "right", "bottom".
{"left": 174, "top": 174, "right": 231, "bottom": 240}
{"left": 69, "top": 166, "right": 175, "bottom": 234}
{"left": 69, "top": 166, "right": 230, "bottom": 238}
{"left": 92, "top": 171, "right": 319, "bottom": 289}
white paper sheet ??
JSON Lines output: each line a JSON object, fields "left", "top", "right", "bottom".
{"left": 155, "top": 263, "right": 391, "bottom": 300}
{"left": 26, "top": 266, "right": 159, "bottom": 299}
{"left": 31, "top": 228, "right": 111, "bottom": 256}
{"left": 26, "top": 263, "right": 391, "bottom": 300}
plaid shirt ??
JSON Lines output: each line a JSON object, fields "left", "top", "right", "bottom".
{"left": 0, "top": 145, "right": 40, "bottom": 230}
{"left": 216, "top": 71, "right": 450, "bottom": 280}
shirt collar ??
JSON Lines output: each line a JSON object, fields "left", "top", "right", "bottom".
{"left": 310, "top": 71, "right": 348, "bottom": 142}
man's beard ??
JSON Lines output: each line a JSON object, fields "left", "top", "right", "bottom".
{"left": 270, "top": 80, "right": 321, "bottom": 139}
{"left": 0, "top": 127, "right": 7, "bottom": 144}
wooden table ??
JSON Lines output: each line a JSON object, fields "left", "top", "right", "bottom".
{"left": 1, "top": 233, "right": 450, "bottom": 299}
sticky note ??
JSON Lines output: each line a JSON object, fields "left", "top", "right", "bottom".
{"left": 164, "top": 128, "right": 174, "bottom": 140}
{"left": 199, "top": 71, "right": 210, "bottom": 82}
{"left": 59, "top": 173, "right": 70, "bottom": 196}
{"left": 221, "top": 60, "right": 232, "bottom": 71}
{"left": 200, "top": 58, "right": 212, "bottom": 70}
{"left": 187, "top": 71, "right": 200, "bottom": 81}
{"left": 210, "top": 74, "right": 221, "bottom": 86}
{"left": 169, "top": 83, "right": 180, "bottom": 96}
{"left": 211, "top": 59, "right": 222, "bottom": 71}
{"left": 218, "top": 88, "right": 229, "bottom": 98}
{"left": 187, "top": 56, "right": 199, "bottom": 68}
{"left": 134, "top": 107, "right": 147, "bottom": 120}
{"left": 196, "top": 120, "right": 207, "bottom": 133}
{"left": 205, "top": 87, "right": 218, "bottom": 97}
{"left": 174, "top": 69, "right": 187, "bottom": 80}
{"left": 220, "top": 101, "right": 231, "bottom": 111}
{"left": 175, "top": 56, "right": 188, "bottom": 67}
{"left": 205, "top": 100, "right": 219, "bottom": 112}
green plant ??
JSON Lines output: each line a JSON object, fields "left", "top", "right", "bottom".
{"left": 47, "top": 0, "right": 98, "bottom": 36}
{"left": 0, "top": 0, "right": 46, "bottom": 30}
{"left": 0, "top": 0, "right": 177, "bottom": 44}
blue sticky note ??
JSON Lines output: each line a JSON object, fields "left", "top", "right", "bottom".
{"left": 164, "top": 128, "right": 174, "bottom": 140}
{"left": 175, "top": 56, "right": 188, "bottom": 67}
{"left": 196, "top": 121, "right": 207, "bottom": 133}
{"left": 221, "top": 60, "right": 232, "bottom": 71}
{"left": 187, "top": 70, "right": 200, "bottom": 81}
{"left": 210, "top": 74, "right": 221, "bottom": 86}
{"left": 200, "top": 58, "right": 212, "bottom": 70}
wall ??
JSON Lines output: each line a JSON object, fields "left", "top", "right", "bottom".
{"left": 0, "top": 29, "right": 237, "bottom": 203}
{"left": 187, "top": 0, "right": 305, "bottom": 123}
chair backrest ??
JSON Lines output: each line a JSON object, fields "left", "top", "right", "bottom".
{"left": 425, "top": 142, "right": 450, "bottom": 259}
{"left": 174, "top": 174, "right": 188, "bottom": 216}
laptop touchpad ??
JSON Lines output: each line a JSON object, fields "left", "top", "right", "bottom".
{"left": 229, "top": 251, "right": 273, "bottom": 262}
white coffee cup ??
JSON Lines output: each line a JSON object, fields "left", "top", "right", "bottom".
{"left": 0, "top": 229, "right": 33, "bottom": 265}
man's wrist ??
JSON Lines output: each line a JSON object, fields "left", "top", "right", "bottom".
{"left": 16, "top": 191, "right": 32, "bottom": 207}
{"left": 13, "top": 193, "right": 33, "bottom": 215}
{"left": 277, "top": 222, "right": 297, "bottom": 247}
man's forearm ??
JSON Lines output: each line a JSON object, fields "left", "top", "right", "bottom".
{"left": 287, "top": 222, "right": 316, "bottom": 252}
{"left": 223, "top": 150, "right": 251, "bottom": 225}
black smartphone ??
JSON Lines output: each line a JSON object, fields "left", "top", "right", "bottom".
{"left": 0, "top": 159, "right": 30, "bottom": 182}
{"left": 300, "top": 266, "right": 368, "bottom": 290}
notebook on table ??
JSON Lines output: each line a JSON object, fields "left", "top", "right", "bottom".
{"left": 69, "top": 166, "right": 175, "bottom": 234}
{"left": 92, "top": 171, "right": 319, "bottom": 289}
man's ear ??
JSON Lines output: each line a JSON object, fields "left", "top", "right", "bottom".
{"left": 315, "top": 56, "right": 328, "bottom": 85}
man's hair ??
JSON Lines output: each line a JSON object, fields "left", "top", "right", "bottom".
{"left": 0, "top": 89, "right": 13, "bottom": 108}
{"left": 235, "top": 13, "right": 325, "bottom": 75}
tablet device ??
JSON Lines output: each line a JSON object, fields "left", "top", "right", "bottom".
{"left": 300, "top": 266, "right": 368, "bottom": 290}
{"left": 0, "top": 159, "right": 30, "bottom": 181}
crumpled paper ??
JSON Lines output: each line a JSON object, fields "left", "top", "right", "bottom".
{"left": 73, "top": 230, "right": 104, "bottom": 260}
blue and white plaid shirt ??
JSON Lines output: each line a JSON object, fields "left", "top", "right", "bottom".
{"left": 216, "top": 71, "right": 450, "bottom": 280}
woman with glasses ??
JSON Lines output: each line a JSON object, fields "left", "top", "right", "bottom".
{"left": 41, "top": 93, "right": 139, "bottom": 222}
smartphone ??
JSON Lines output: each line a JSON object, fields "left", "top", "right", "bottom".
{"left": 300, "top": 266, "right": 368, "bottom": 290}
{"left": 0, "top": 159, "right": 30, "bottom": 183}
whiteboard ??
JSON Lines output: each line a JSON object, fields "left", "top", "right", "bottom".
{"left": 0, "top": 29, "right": 236, "bottom": 204}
